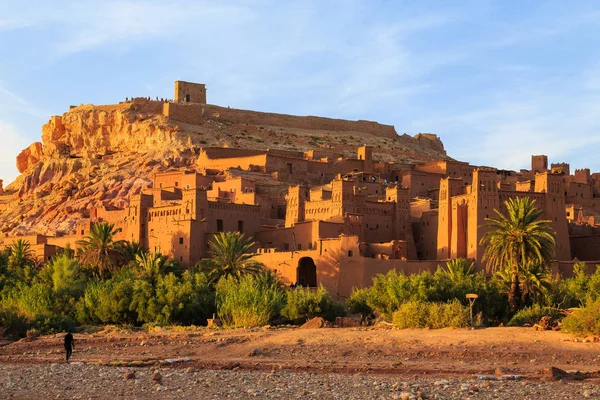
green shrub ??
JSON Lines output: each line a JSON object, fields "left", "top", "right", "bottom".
{"left": 282, "top": 285, "right": 345, "bottom": 322}
{"left": 562, "top": 300, "right": 600, "bottom": 335}
{"left": 31, "top": 314, "right": 76, "bottom": 335}
{"left": 0, "top": 282, "right": 55, "bottom": 319}
{"left": 347, "top": 287, "right": 372, "bottom": 318}
{"left": 507, "top": 304, "right": 562, "bottom": 327}
{"left": 392, "top": 300, "right": 429, "bottom": 328}
{"left": 428, "top": 301, "right": 470, "bottom": 329}
{"left": 392, "top": 300, "right": 469, "bottom": 329}
{"left": 216, "top": 272, "right": 285, "bottom": 327}
{"left": 76, "top": 274, "right": 136, "bottom": 325}
{"left": 131, "top": 271, "right": 215, "bottom": 326}
{"left": 0, "top": 309, "right": 28, "bottom": 339}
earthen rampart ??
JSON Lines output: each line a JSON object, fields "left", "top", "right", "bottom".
{"left": 164, "top": 102, "right": 398, "bottom": 138}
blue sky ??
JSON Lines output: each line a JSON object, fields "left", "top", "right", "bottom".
{"left": 1, "top": 0, "right": 600, "bottom": 183}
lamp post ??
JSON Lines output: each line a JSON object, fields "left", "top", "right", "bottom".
{"left": 466, "top": 293, "right": 478, "bottom": 328}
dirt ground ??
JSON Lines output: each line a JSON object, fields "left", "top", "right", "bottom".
{"left": 1, "top": 325, "right": 599, "bottom": 379}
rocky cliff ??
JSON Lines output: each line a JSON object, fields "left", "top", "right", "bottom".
{"left": 0, "top": 98, "right": 448, "bottom": 236}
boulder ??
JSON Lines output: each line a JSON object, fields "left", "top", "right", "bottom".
{"left": 301, "top": 317, "right": 327, "bottom": 329}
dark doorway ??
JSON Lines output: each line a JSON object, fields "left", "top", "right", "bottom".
{"left": 185, "top": 94, "right": 190, "bottom": 102}
{"left": 297, "top": 257, "right": 317, "bottom": 287}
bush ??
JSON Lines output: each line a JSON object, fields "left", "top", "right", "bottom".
{"left": 75, "top": 274, "right": 136, "bottom": 325}
{"left": 392, "top": 301, "right": 429, "bottom": 328}
{"left": 392, "top": 300, "right": 469, "bottom": 329}
{"left": 507, "top": 304, "right": 562, "bottom": 327}
{"left": 31, "top": 314, "right": 76, "bottom": 335}
{"left": 216, "top": 272, "right": 285, "bottom": 327}
{"left": 282, "top": 285, "right": 345, "bottom": 322}
{"left": 0, "top": 282, "right": 55, "bottom": 319}
{"left": 347, "top": 287, "right": 372, "bottom": 318}
{"left": 130, "top": 271, "right": 215, "bottom": 326}
{"left": 0, "top": 309, "right": 28, "bottom": 339}
{"left": 562, "top": 300, "right": 600, "bottom": 335}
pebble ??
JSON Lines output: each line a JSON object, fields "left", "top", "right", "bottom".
{"left": 0, "top": 363, "right": 593, "bottom": 399}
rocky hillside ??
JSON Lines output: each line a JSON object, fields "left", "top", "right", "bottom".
{"left": 0, "top": 98, "right": 448, "bottom": 237}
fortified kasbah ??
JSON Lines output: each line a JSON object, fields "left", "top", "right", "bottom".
{"left": 1, "top": 81, "right": 599, "bottom": 297}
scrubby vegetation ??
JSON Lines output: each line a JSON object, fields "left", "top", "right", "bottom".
{"left": 392, "top": 300, "right": 469, "bottom": 329}
{"left": 281, "top": 285, "right": 345, "bottom": 322}
{"left": 3, "top": 199, "right": 600, "bottom": 339}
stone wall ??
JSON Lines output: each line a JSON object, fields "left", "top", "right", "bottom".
{"left": 163, "top": 102, "right": 398, "bottom": 138}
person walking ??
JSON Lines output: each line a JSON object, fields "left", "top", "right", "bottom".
{"left": 64, "top": 332, "right": 75, "bottom": 363}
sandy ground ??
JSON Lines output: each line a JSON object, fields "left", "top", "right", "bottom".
{"left": 1, "top": 326, "right": 600, "bottom": 399}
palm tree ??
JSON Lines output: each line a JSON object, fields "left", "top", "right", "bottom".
{"left": 122, "top": 241, "right": 146, "bottom": 264}
{"left": 480, "top": 197, "right": 555, "bottom": 312}
{"left": 519, "top": 262, "right": 552, "bottom": 306}
{"left": 8, "top": 239, "right": 37, "bottom": 270}
{"left": 443, "top": 258, "right": 475, "bottom": 284}
{"left": 134, "top": 252, "right": 178, "bottom": 283}
{"left": 76, "top": 222, "right": 126, "bottom": 279}
{"left": 197, "top": 232, "right": 264, "bottom": 283}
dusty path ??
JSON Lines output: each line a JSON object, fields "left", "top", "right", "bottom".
{"left": 1, "top": 326, "right": 599, "bottom": 378}
{"left": 1, "top": 326, "right": 600, "bottom": 398}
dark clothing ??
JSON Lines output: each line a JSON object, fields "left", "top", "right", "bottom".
{"left": 64, "top": 333, "right": 74, "bottom": 362}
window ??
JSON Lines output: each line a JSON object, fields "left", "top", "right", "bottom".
{"left": 287, "top": 163, "right": 293, "bottom": 173}
{"left": 308, "top": 243, "right": 313, "bottom": 250}
{"left": 348, "top": 250, "right": 354, "bottom": 257}
{"left": 217, "top": 219, "right": 223, "bottom": 232}
{"left": 179, "top": 237, "right": 184, "bottom": 245}
{"left": 298, "top": 244, "right": 302, "bottom": 250}
{"left": 238, "top": 220, "right": 244, "bottom": 233}
{"left": 180, "top": 256, "right": 183, "bottom": 262}
{"left": 175, "top": 182, "right": 179, "bottom": 187}
{"left": 284, "top": 243, "right": 290, "bottom": 250}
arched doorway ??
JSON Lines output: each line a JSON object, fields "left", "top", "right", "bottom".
{"left": 297, "top": 257, "right": 317, "bottom": 287}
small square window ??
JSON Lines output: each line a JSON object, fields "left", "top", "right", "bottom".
{"left": 348, "top": 250, "right": 354, "bottom": 257}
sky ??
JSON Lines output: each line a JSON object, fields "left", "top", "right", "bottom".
{"left": 1, "top": 0, "right": 600, "bottom": 183}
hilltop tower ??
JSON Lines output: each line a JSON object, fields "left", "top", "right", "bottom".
{"left": 174, "top": 81, "right": 207, "bottom": 103}
{"left": 357, "top": 145, "right": 373, "bottom": 174}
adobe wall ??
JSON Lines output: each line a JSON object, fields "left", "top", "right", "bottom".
{"left": 570, "top": 235, "right": 600, "bottom": 261}
{"left": 564, "top": 181, "right": 593, "bottom": 200}
{"left": 198, "top": 152, "right": 268, "bottom": 172}
{"left": 553, "top": 260, "right": 600, "bottom": 278}
{"left": 153, "top": 171, "right": 213, "bottom": 190}
{"left": 0, "top": 234, "right": 47, "bottom": 246}
{"left": 413, "top": 210, "right": 439, "bottom": 260}
{"left": 206, "top": 202, "right": 262, "bottom": 236}
{"left": 402, "top": 170, "right": 445, "bottom": 198}
{"left": 164, "top": 103, "right": 398, "bottom": 139}
{"left": 46, "top": 236, "right": 82, "bottom": 250}
{"left": 256, "top": 235, "right": 441, "bottom": 297}
{"left": 174, "top": 81, "right": 206, "bottom": 104}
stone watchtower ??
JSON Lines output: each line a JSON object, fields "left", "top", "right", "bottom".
{"left": 174, "top": 81, "right": 207, "bottom": 103}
